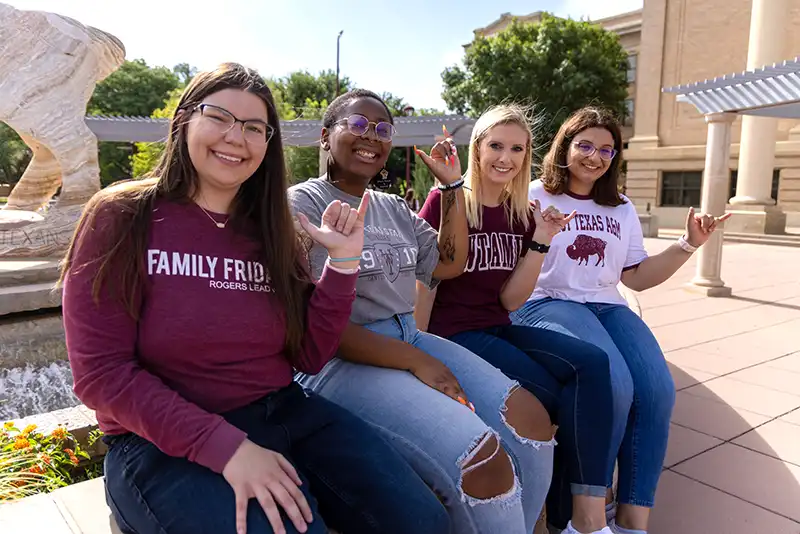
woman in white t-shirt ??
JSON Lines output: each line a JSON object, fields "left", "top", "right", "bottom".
{"left": 511, "top": 107, "right": 730, "bottom": 534}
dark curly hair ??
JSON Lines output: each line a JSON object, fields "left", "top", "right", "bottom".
{"left": 322, "top": 88, "right": 394, "bottom": 129}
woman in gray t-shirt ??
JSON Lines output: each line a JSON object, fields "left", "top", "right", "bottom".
{"left": 289, "top": 89, "right": 555, "bottom": 534}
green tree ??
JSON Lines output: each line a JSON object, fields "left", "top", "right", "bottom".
{"left": 172, "top": 63, "right": 198, "bottom": 87}
{"left": 415, "top": 108, "right": 445, "bottom": 116}
{"left": 284, "top": 99, "right": 328, "bottom": 184}
{"left": 88, "top": 59, "right": 181, "bottom": 186}
{"left": 131, "top": 88, "right": 183, "bottom": 178}
{"left": 441, "top": 14, "right": 629, "bottom": 157}
{"left": 380, "top": 92, "right": 410, "bottom": 117}
{"left": 0, "top": 124, "right": 32, "bottom": 190}
{"left": 273, "top": 70, "right": 352, "bottom": 117}
{"left": 411, "top": 148, "right": 435, "bottom": 201}
{"left": 88, "top": 59, "right": 180, "bottom": 117}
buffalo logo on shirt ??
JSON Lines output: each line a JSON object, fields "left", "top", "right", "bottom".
{"left": 566, "top": 235, "right": 607, "bottom": 267}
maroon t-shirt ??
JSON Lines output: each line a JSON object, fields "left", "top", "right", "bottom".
{"left": 419, "top": 189, "right": 535, "bottom": 338}
{"left": 62, "top": 197, "right": 357, "bottom": 474}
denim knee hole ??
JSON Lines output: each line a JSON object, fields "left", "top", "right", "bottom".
{"left": 456, "top": 429, "right": 521, "bottom": 509}
{"left": 500, "top": 384, "right": 558, "bottom": 448}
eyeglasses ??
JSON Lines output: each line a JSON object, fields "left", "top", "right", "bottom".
{"left": 337, "top": 114, "right": 395, "bottom": 142}
{"left": 572, "top": 141, "right": 617, "bottom": 161}
{"left": 192, "top": 103, "right": 274, "bottom": 146}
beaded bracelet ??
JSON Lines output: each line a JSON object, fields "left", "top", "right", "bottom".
{"left": 438, "top": 178, "right": 465, "bottom": 191}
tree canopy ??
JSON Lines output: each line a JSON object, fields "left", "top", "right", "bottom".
{"left": 441, "top": 14, "right": 629, "bottom": 156}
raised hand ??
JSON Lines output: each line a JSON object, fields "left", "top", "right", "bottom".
{"left": 685, "top": 207, "right": 732, "bottom": 247}
{"left": 531, "top": 199, "right": 576, "bottom": 244}
{"left": 296, "top": 191, "right": 370, "bottom": 262}
{"left": 414, "top": 125, "right": 462, "bottom": 185}
{"left": 223, "top": 439, "right": 313, "bottom": 534}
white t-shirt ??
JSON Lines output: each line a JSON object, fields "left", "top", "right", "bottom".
{"left": 527, "top": 180, "right": 648, "bottom": 306}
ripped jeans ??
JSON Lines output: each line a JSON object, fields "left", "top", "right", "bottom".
{"left": 295, "top": 313, "right": 554, "bottom": 534}
{"left": 448, "top": 325, "right": 615, "bottom": 527}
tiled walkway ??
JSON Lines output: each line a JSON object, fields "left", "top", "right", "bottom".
{"left": 642, "top": 238, "right": 800, "bottom": 534}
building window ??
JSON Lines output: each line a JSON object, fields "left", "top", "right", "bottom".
{"left": 624, "top": 98, "right": 635, "bottom": 126}
{"left": 660, "top": 171, "right": 702, "bottom": 207}
{"left": 626, "top": 54, "right": 637, "bottom": 83}
{"left": 729, "top": 169, "right": 780, "bottom": 201}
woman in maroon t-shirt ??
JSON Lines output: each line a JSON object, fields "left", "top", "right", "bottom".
{"left": 418, "top": 104, "right": 616, "bottom": 534}
{"left": 61, "top": 63, "right": 449, "bottom": 534}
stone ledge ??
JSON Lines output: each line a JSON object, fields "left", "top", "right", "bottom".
{"left": 10, "top": 404, "right": 105, "bottom": 459}
{"left": 0, "top": 477, "right": 124, "bottom": 534}
{"left": 0, "top": 282, "right": 61, "bottom": 316}
{"left": 0, "top": 258, "right": 61, "bottom": 287}
{"left": 638, "top": 212, "right": 660, "bottom": 238}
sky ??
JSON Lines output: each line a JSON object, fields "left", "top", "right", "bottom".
{"left": 9, "top": 0, "right": 642, "bottom": 112}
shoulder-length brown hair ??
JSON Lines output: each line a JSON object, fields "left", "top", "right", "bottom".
{"left": 59, "top": 62, "right": 312, "bottom": 359}
{"left": 541, "top": 106, "right": 626, "bottom": 207}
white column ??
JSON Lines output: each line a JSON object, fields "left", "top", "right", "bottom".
{"left": 731, "top": 0, "right": 789, "bottom": 206}
{"left": 690, "top": 113, "right": 735, "bottom": 297}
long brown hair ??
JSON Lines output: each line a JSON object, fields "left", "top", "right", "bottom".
{"left": 541, "top": 106, "right": 625, "bottom": 207}
{"left": 59, "top": 62, "right": 313, "bottom": 359}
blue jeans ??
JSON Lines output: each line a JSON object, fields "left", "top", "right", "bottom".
{"left": 512, "top": 298, "right": 675, "bottom": 513}
{"left": 449, "top": 325, "right": 614, "bottom": 503}
{"left": 296, "top": 313, "right": 554, "bottom": 534}
{"left": 102, "top": 382, "right": 449, "bottom": 534}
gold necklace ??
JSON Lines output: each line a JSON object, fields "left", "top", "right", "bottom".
{"left": 196, "top": 197, "right": 228, "bottom": 228}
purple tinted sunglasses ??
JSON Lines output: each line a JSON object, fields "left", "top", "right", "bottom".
{"left": 337, "top": 114, "right": 395, "bottom": 142}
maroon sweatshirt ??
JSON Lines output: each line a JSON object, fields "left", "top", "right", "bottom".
{"left": 62, "top": 198, "right": 357, "bottom": 474}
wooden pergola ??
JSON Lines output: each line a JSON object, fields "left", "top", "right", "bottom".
{"left": 83, "top": 114, "right": 477, "bottom": 148}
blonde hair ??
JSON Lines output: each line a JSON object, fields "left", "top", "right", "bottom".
{"left": 464, "top": 104, "right": 535, "bottom": 231}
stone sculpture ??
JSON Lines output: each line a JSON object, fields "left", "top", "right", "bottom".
{"left": 0, "top": 3, "right": 125, "bottom": 257}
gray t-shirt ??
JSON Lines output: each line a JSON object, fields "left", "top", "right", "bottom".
{"left": 288, "top": 176, "right": 440, "bottom": 325}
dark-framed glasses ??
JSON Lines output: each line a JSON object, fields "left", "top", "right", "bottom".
{"left": 573, "top": 141, "right": 617, "bottom": 161}
{"left": 193, "top": 103, "right": 274, "bottom": 146}
{"left": 337, "top": 114, "right": 395, "bottom": 142}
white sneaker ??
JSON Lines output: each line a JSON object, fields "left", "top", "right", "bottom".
{"left": 564, "top": 521, "right": 614, "bottom": 534}
{"left": 609, "top": 519, "right": 646, "bottom": 534}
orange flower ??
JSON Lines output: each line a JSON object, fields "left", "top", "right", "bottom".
{"left": 50, "top": 427, "right": 67, "bottom": 440}
{"left": 22, "top": 424, "right": 37, "bottom": 436}
{"left": 64, "top": 448, "right": 79, "bottom": 465}
{"left": 40, "top": 454, "right": 52, "bottom": 465}
{"left": 27, "top": 465, "right": 45, "bottom": 475}
{"left": 3, "top": 421, "right": 13, "bottom": 429}
{"left": 13, "top": 437, "right": 30, "bottom": 450}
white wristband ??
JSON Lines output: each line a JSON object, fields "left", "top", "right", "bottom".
{"left": 677, "top": 235, "right": 697, "bottom": 254}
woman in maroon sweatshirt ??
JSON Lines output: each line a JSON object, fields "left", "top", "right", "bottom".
{"left": 60, "top": 63, "right": 449, "bottom": 534}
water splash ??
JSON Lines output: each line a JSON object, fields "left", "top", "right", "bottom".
{"left": 0, "top": 361, "right": 79, "bottom": 420}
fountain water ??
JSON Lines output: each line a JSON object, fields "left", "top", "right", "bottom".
{"left": 0, "top": 307, "right": 77, "bottom": 420}
{"left": 0, "top": 360, "right": 78, "bottom": 420}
